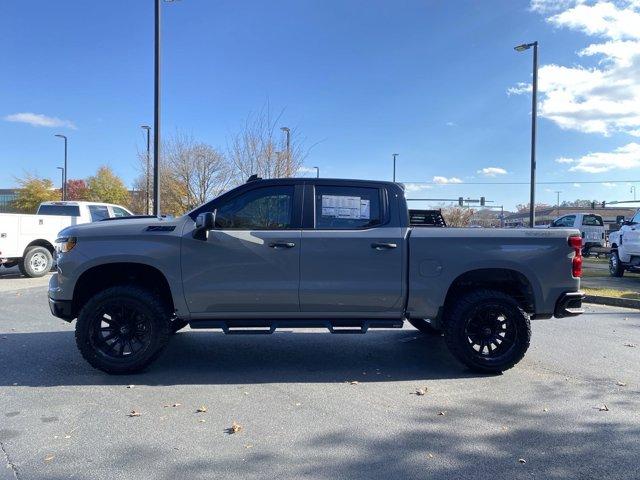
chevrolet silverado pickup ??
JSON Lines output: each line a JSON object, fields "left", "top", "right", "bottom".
{"left": 48, "top": 178, "right": 584, "bottom": 374}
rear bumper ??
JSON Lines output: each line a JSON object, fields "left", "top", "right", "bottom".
{"left": 48, "top": 297, "right": 74, "bottom": 322}
{"left": 554, "top": 291, "right": 585, "bottom": 318}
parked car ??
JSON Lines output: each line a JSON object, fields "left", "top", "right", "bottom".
{"left": 48, "top": 178, "right": 584, "bottom": 374}
{"left": 548, "top": 213, "right": 605, "bottom": 256}
{"left": 608, "top": 209, "right": 640, "bottom": 277}
{"left": 0, "top": 201, "right": 133, "bottom": 277}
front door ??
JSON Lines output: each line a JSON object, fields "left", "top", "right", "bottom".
{"left": 182, "top": 184, "right": 302, "bottom": 314}
{"left": 623, "top": 210, "right": 640, "bottom": 254}
{"left": 299, "top": 184, "right": 404, "bottom": 314}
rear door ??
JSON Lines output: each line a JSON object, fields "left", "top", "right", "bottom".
{"left": 182, "top": 183, "right": 302, "bottom": 314}
{"left": 299, "top": 184, "right": 404, "bottom": 314}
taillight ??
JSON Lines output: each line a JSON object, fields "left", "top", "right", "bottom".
{"left": 569, "top": 235, "right": 582, "bottom": 277}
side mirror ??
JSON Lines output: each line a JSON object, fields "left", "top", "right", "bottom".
{"left": 193, "top": 210, "right": 216, "bottom": 240}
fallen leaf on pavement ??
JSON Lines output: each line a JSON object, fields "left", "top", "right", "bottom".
{"left": 414, "top": 387, "right": 428, "bottom": 396}
{"left": 127, "top": 385, "right": 135, "bottom": 389}
{"left": 598, "top": 404, "right": 610, "bottom": 411}
{"left": 543, "top": 408, "right": 549, "bottom": 412}
{"left": 226, "top": 421, "right": 242, "bottom": 434}
{"left": 198, "top": 419, "right": 206, "bottom": 423}
{"left": 244, "top": 444, "right": 253, "bottom": 449}
{"left": 349, "top": 381, "right": 359, "bottom": 385}
{"left": 294, "top": 402, "right": 301, "bottom": 406}
{"left": 518, "top": 458, "right": 526, "bottom": 464}
{"left": 196, "top": 406, "right": 208, "bottom": 413}
{"left": 44, "top": 454, "right": 55, "bottom": 462}
{"left": 164, "top": 403, "right": 182, "bottom": 408}
{"left": 437, "top": 411, "right": 446, "bottom": 416}
{"left": 616, "top": 381, "right": 627, "bottom": 386}
{"left": 127, "top": 410, "right": 141, "bottom": 417}
{"left": 427, "top": 453, "right": 434, "bottom": 459}
{"left": 624, "top": 343, "right": 637, "bottom": 348}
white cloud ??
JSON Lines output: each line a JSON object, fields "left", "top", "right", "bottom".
{"left": 573, "top": 183, "right": 582, "bottom": 187}
{"left": 445, "top": 121, "right": 456, "bottom": 127}
{"left": 296, "top": 166, "right": 318, "bottom": 175}
{"left": 3, "top": 112, "right": 77, "bottom": 130}
{"left": 602, "top": 182, "right": 617, "bottom": 187}
{"left": 432, "top": 176, "right": 463, "bottom": 184}
{"left": 507, "top": 82, "right": 532, "bottom": 96}
{"left": 513, "top": 1, "right": 640, "bottom": 137}
{"left": 555, "top": 157, "right": 575, "bottom": 164}
{"left": 477, "top": 167, "right": 508, "bottom": 176}
{"left": 530, "top": 0, "right": 584, "bottom": 14}
{"left": 566, "top": 142, "right": 640, "bottom": 173}
{"left": 402, "top": 183, "right": 432, "bottom": 192}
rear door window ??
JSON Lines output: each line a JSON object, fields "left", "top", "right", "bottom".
{"left": 582, "top": 215, "right": 603, "bottom": 226}
{"left": 88, "top": 205, "right": 110, "bottom": 222}
{"left": 36, "top": 205, "right": 80, "bottom": 216}
{"left": 111, "top": 206, "right": 131, "bottom": 218}
{"left": 314, "top": 185, "right": 382, "bottom": 229}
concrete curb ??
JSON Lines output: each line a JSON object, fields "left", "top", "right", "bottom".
{"left": 584, "top": 295, "right": 640, "bottom": 309}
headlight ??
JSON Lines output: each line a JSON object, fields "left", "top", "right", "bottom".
{"left": 55, "top": 236, "right": 77, "bottom": 253}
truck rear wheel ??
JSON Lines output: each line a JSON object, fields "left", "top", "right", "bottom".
{"left": 75, "top": 286, "right": 171, "bottom": 374}
{"left": 20, "top": 246, "right": 53, "bottom": 278}
{"left": 443, "top": 289, "right": 531, "bottom": 374}
{"left": 609, "top": 250, "right": 624, "bottom": 277}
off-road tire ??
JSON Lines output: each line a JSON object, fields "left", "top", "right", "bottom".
{"left": 20, "top": 246, "right": 53, "bottom": 278}
{"left": 609, "top": 250, "right": 624, "bottom": 277}
{"left": 407, "top": 318, "right": 443, "bottom": 336}
{"left": 75, "top": 286, "right": 171, "bottom": 374}
{"left": 443, "top": 289, "right": 531, "bottom": 374}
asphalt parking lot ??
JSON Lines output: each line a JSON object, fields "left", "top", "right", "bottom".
{"left": 1, "top": 272, "right": 639, "bottom": 480}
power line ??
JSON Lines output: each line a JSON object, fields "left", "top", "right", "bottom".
{"left": 400, "top": 179, "right": 638, "bottom": 186}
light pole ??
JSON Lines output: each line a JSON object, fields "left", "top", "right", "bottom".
{"left": 554, "top": 190, "right": 562, "bottom": 208}
{"left": 280, "top": 127, "right": 291, "bottom": 176}
{"left": 153, "top": 0, "right": 162, "bottom": 216}
{"left": 141, "top": 125, "right": 151, "bottom": 214}
{"left": 314, "top": 166, "right": 320, "bottom": 178}
{"left": 54, "top": 134, "right": 68, "bottom": 200}
{"left": 514, "top": 41, "right": 538, "bottom": 227}
{"left": 56, "top": 167, "right": 64, "bottom": 201}
{"left": 392, "top": 153, "right": 399, "bottom": 182}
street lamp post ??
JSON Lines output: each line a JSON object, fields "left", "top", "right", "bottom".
{"left": 392, "top": 153, "right": 399, "bottom": 182}
{"left": 141, "top": 125, "right": 151, "bottom": 214}
{"left": 153, "top": 0, "right": 162, "bottom": 216}
{"left": 514, "top": 41, "right": 538, "bottom": 228}
{"left": 54, "top": 134, "right": 68, "bottom": 200}
{"left": 554, "top": 190, "right": 562, "bottom": 208}
{"left": 314, "top": 166, "right": 320, "bottom": 178}
{"left": 280, "top": 127, "right": 291, "bottom": 176}
{"left": 56, "top": 167, "right": 64, "bottom": 201}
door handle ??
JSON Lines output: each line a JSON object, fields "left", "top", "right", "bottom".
{"left": 269, "top": 242, "right": 296, "bottom": 249}
{"left": 371, "top": 242, "right": 397, "bottom": 250}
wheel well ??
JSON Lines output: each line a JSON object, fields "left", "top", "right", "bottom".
{"left": 24, "top": 239, "right": 54, "bottom": 256}
{"left": 72, "top": 263, "right": 174, "bottom": 318}
{"left": 611, "top": 243, "right": 618, "bottom": 250}
{"left": 443, "top": 268, "right": 535, "bottom": 315}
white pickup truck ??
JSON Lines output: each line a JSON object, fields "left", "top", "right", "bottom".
{"left": 0, "top": 201, "right": 133, "bottom": 277}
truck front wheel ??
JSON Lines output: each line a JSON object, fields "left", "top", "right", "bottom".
{"left": 609, "top": 250, "right": 624, "bottom": 277}
{"left": 443, "top": 289, "right": 531, "bottom": 374}
{"left": 20, "top": 246, "right": 53, "bottom": 278}
{"left": 75, "top": 286, "right": 171, "bottom": 374}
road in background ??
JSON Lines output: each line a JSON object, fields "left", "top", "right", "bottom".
{"left": 0, "top": 279, "right": 639, "bottom": 480}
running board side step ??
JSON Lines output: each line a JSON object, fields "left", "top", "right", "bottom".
{"left": 188, "top": 318, "right": 405, "bottom": 334}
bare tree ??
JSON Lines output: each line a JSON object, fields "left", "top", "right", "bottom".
{"left": 441, "top": 206, "right": 475, "bottom": 227}
{"left": 228, "top": 103, "right": 308, "bottom": 181}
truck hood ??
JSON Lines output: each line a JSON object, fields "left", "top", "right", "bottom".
{"left": 58, "top": 215, "right": 188, "bottom": 238}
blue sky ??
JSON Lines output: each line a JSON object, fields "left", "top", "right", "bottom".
{"left": 1, "top": 0, "right": 639, "bottom": 210}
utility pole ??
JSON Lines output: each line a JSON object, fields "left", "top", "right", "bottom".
{"left": 280, "top": 127, "right": 291, "bottom": 176}
{"left": 392, "top": 153, "right": 399, "bottom": 182}
{"left": 54, "top": 134, "right": 68, "bottom": 200}
{"left": 153, "top": 0, "right": 161, "bottom": 216}
{"left": 141, "top": 125, "right": 151, "bottom": 214}
{"left": 514, "top": 41, "right": 538, "bottom": 227}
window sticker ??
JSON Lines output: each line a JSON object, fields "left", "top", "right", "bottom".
{"left": 321, "top": 195, "right": 370, "bottom": 219}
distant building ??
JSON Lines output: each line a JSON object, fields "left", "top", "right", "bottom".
{"left": 504, "top": 206, "right": 637, "bottom": 232}
{"left": 0, "top": 189, "right": 18, "bottom": 212}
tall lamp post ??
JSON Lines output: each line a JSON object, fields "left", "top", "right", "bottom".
{"left": 314, "top": 166, "right": 320, "bottom": 178}
{"left": 56, "top": 167, "right": 65, "bottom": 201}
{"left": 392, "top": 153, "right": 399, "bottom": 182}
{"left": 54, "top": 134, "right": 68, "bottom": 200}
{"left": 280, "top": 126, "right": 291, "bottom": 176}
{"left": 153, "top": 0, "right": 162, "bottom": 216}
{"left": 514, "top": 41, "right": 538, "bottom": 227}
{"left": 141, "top": 125, "right": 151, "bottom": 214}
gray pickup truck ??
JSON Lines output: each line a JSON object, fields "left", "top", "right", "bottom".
{"left": 48, "top": 178, "right": 584, "bottom": 375}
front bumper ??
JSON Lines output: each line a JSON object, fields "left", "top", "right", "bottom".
{"left": 554, "top": 291, "right": 585, "bottom": 318}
